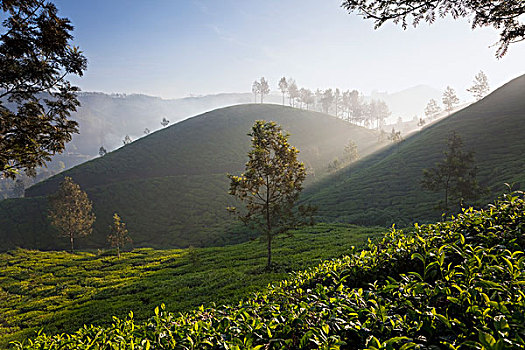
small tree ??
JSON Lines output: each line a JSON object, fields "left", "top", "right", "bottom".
{"left": 13, "top": 179, "right": 25, "bottom": 198}
{"left": 442, "top": 86, "right": 460, "bottom": 115}
{"left": 278, "top": 77, "right": 288, "bottom": 105}
{"left": 421, "top": 132, "right": 481, "bottom": 214}
{"left": 123, "top": 135, "right": 132, "bottom": 145}
{"left": 99, "top": 146, "right": 107, "bottom": 156}
{"left": 107, "top": 213, "right": 132, "bottom": 259}
{"left": 252, "top": 80, "right": 260, "bottom": 103}
{"left": 424, "top": 99, "right": 442, "bottom": 120}
{"left": 228, "top": 121, "right": 315, "bottom": 268}
{"left": 343, "top": 140, "right": 360, "bottom": 163}
{"left": 161, "top": 117, "right": 170, "bottom": 127}
{"left": 48, "top": 177, "right": 95, "bottom": 252}
{"left": 467, "top": 71, "right": 490, "bottom": 101}
{"left": 259, "top": 77, "right": 270, "bottom": 103}
{"left": 287, "top": 80, "right": 299, "bottom": 107}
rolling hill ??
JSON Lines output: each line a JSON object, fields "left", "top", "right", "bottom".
{"left": 304, "top": 73, "right": 525, "bottom": 226}
{"left": 0, "top": 104, "right": 383, "bottom": 251}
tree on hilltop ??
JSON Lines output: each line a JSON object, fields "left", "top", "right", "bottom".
{"left": 287, "top": 80, "right": 299, "bottom": 107}
{"left": 227, "top": 121, "right": 315, "bottom": 268}
{"left": 422, "top": 131, "right": 482, "bottom": 214}
{"left": 278, "top": 77, "right": 288, "bottom": 105}
{"left": 108, "top": 213, "right": 132, "bottom": 259}
{"left": 341, "top": 0, "right": 525, "bottom": 57}
{"left": 442, "top": 86, "right": 459, "bottom": 115}
{"left": 48, "top": 177, "right": 95, "bottom": 253}
{"left": 259, "top": 77, "right": 270, "bottom": 103}
{"left": 467, "top": 71, "right": 490, "bottom": 101}
{"left": 0, "top": 0, "right": 87, "bottom": 179}
{"left": 123, "top": 135, "right": 132, "bottom": 145}
{"left": 99, "top": 146, "right": 107, "bottom": 157}
{"left": 252, "top": 80, "right": 260, "bottom": 103}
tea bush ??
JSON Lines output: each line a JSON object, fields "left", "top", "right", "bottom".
{"left": 10, "top": 191, "right": 525, "bottom": 349}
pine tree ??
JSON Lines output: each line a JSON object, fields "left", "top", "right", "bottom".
{"left": 48, "top": 177, "right": 95, "bottom": 252}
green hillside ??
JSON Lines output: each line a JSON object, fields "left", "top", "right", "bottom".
{"left": 305, "top": 74, "right": 525, "bottom": 226}
{"left": 0, "top": 224, "right": 382, "bottom": 347}
{"left": 0, "top": 104, "right": 382, "bottom": 251}
{"left": 10, "top": 191, "right": 525, "bottom": 349}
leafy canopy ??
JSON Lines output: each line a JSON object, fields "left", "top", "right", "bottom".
{"left": 341, "top": 0, "right": 525, "bottom": 57}
{"left": 0, "top": 0, "right": 87, "bottom": 179}
{"left": 107, "top": 213, "right": 132, "bottom": 259}
{"left": 48, "top": 176, "right": 95, "bottom": 252}
{"left": 422, "top": 131, "right": 482, "bottom": 213}
{"left": 228, "top": 120, "right": 313, "bottom": 267}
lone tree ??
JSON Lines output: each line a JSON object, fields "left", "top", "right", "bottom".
{"left": 108, "top": 213, "right": 132, "bottom": 259}
{"left": 421, "top": 131, "right": 482, "bottom": 214}
{"left": 467, "top": 71, "right": 490, "bottom": 101}
{"left": 0, "top": 0, "right": 87, "bottom": 179}
{"left": 228, "top": 121, "right": 315, "bottom": 268}
{"left": 341, "top": 0, "right": 525, "bottom": 57}
{"left": 442, "top": 86, "right": 460, "bottom": 115}
{"left": 48, "top": 177, "right": 95, "bottom": 252}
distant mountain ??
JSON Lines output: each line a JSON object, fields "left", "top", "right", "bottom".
{"left": 304, "top": 74, "right": 525, "bottom": 226}
{"left": 0, "top": 104, "right": 383, "bottom": 251}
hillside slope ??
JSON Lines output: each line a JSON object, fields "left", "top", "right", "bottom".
{"left": 0, "top": 104, "right": 382, "bottom": 251}
{"left": 304, "top": 74, "right": 525, "bottom": 226}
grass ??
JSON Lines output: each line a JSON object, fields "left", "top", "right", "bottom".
{"left": 0, "top": 104, "right": 383, "bottom": 251}
{"left": 0, "top": 223, "right": 383, "bottom": 347}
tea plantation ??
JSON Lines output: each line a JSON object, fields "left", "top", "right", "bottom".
{"left": 0, "top": 224, "right": 382, "bottom": 347}
{"left": 9, "top": 191, "right": 525, "bottom": 349}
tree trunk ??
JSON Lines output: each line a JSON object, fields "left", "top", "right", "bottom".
{"left": 70, "top": 234, "right": 74, "bottom": 253}
{"left": 266, "top": 176, "right": 271, "bottom": 268}
{"left": 267, "top": 232, "right": 272, "bottom": 268}
{"left": 444, "top": 175, "right": 450, "bottom": 215}
{"left": 117, "top": 245, "right": 120, "bottom": 259}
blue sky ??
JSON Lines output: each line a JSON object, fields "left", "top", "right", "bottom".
{"left": 55, "top": 0, "right": 525, "bottom": 100}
